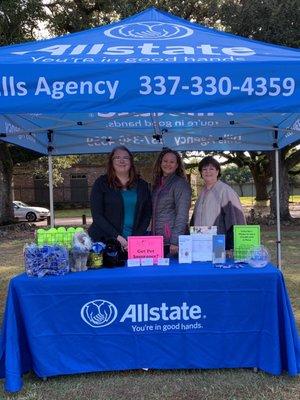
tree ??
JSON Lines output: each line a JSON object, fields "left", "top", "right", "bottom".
{"left": 268, "top": 142, "right": 300, "bottom": 220}
{"left": 220, "top": 0, "right": 300, "bottom": 47}
{"left": 33, "top": 155, "right": 80, "bottom": 186}
{"left": 43, "top": 0, "right": 117, "bottom": 35}
{"left": 222, "top": 165, "right": 252, "bottom": 197}
{"left": 0, "top": 0, "right": 46, "bottom": 45}
{"left": 220, "top": 152, "right": 272, "bottom": 202}
{"left": 0, "top": 0, "right": 46, "bottom": 224}
{"left": 0, "top": 144, "right": 14, "bottom": 224}
{"left": 0, "top": 144, "right": 42, "bottom": 224}
{"left": 219, "top": 1, "right": 300, "bottom": 219}
{"left": 114, "top": 0, "right": 221, "bottom": 25}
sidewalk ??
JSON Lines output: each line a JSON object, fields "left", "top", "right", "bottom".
{"left": 35, "top": 216, "right": 92, "bottom": 227}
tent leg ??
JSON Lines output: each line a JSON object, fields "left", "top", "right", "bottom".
{"left": 275, "top": 148, "right": 282, "bottom": 270}
{"left": 48, "top": 153, "right": 55, "bottom": 228}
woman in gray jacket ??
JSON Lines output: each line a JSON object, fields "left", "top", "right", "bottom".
{"left": 152, "top": 149, "right": 192, "bottom": 256}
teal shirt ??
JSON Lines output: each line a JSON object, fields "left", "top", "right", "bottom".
{"left": 121, "top": 188, "right": 137, "bottom": 238}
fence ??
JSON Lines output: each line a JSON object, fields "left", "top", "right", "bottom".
{"left": 14, "top": 182, "right": 300, "bottom": 208}
{"left": 13, "top": 185, "right": 92, "bottom": 208}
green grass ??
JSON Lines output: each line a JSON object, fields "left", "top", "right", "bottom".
{"left": 55, "top": 208, "right": 91, "bottom": 218}
{"left": 240, "top": 196, "right": 300, "bottom": 206}
{"left": 0, "top": 227, "right": 299, "bottom": 399}
{"left": 52, "top": 198, "right": 300, "bottom": 218}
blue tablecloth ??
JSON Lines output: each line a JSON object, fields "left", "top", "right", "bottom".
{"left": 0, "top": 262, "right": 299, "bottom": 392}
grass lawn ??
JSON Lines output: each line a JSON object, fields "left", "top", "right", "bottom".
{"left": 0, "top": 226, "right": 299, "bottom": 400}
{"left": 240, "top": 196, "right": 300, "bottom": 206}
{"left": 53, "top": 196, "right": 300, "bottom": 218}
{"left": 55, "top": 208, "right": 91, "bottom": 218}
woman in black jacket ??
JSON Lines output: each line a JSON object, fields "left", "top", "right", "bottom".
{"left": 88, "top": 146, "right": 151, "bottom": 251}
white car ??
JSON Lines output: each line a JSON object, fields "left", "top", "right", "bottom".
{"left": 13, "top": 201, "right": 50, "bottom": 222}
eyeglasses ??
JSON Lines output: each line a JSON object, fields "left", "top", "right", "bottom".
{"left": 202, "top": 166, "right": 217, "bottom": 172}
{"left": 112, "top": 156, "right": 130, "bottom": 162}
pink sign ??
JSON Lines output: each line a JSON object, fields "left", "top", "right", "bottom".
{"left": 128, "top": 236, "right": 164, "bottom": 264}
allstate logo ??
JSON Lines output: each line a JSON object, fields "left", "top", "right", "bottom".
{"left": 81, "top": 299, "right": 118, "bottom": 328}
{"left": 104, "top": 22, "right": 193, "bottom": 40}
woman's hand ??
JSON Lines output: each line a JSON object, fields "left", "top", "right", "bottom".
{"left": 117, "top": 235, "right": 128, "bottom": 251}
{"left": 169, "top": 244, "right": 179, "bottom": 255}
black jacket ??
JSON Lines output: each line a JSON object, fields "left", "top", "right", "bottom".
{"left": 88, "top": 175, "right": 152, "bottom": 242}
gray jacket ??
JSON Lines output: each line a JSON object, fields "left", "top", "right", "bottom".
{"left": 152, "top": 174, "right": 191, "bottom": 245}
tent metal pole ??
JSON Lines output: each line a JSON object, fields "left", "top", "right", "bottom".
{"left": 48, "top": 152, "right": 55, "bottom": 228}
{"left": 47, "top": 130, "right": 55, "bottom": 228}
{"left": 274, "top": 147, "right": 282, "bottom": 270}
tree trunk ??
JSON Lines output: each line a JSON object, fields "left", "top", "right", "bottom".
{"left": 0, "top": 143, "right": 14, "bottom": 224}
{"left": 238, "top": 184, "right": 244, "bottom": 197}
{"left": 269, "top": 151, "right": 291, "bottom": 220}
{"left": 249, "top": 166, "right": 269, "bottom": 201}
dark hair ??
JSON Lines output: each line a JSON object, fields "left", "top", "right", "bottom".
{"left": 198, "top": 156, "right": 221, "bottom": 178}
{"left": 153, "top": 148, "right": 187, "bottom": 187}
{"left": 107, "top": 146, "right": 138, "bottom": 189}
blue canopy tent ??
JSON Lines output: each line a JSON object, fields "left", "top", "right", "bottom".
{"left": 0, "top": 7, "right": 300, "bottom": 267}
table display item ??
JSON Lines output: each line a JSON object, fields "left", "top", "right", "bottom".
{"left": 140, "top": 258, "right": 154, "bottom": 266}
{"left": 36, "top": 226, "right": 84, "bottom": 249}
{"left": 234, "top": 225, "right": 260, "bottom": 261}
{"left": 190, "top": 226, "right": 217, "bottom": 234}
{"left": 24, "top": 243, "right": 69, "bottom": 277}
{"left": 190, "top": 226, "right": 217, "bottom": 262}
{"left": 246, "top": 245, "right": 270, "bottom": 268}
{"left": 103, "top": 238, "right": 126, "bottom": 267}
{"left": 128, "top": 236, "right": 163, "bottom": 264}
{"left": 69, "top": 232, "right": 92, "bottom": 272}
{"left": 191, "top": 234, "right": 214, "bottom": 262}
{"left": 127, "top": 258, "right": 141, "bottom": 267}
{"left": 212, "top": 235, "right": 226, "bottom": 264}
{"left": 157, "top": 258, "right": 170, "bottom": 266}
{"left": 88, "top": 242, "right": 106, "bottom": 268}
{"left": 178, "top": 235, "right": 192, "bottom": 263}
{"left": 214, "top": 262, "right": 245, "bottom": 269}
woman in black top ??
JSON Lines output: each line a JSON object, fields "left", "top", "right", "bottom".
{"left": 88, "top": 146, "right": 151, "bottom": 251}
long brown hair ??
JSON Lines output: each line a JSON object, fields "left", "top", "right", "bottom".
{"left": 152, "top": 148, "right": 187, "bottom": 188}
{"left": 107, "top": 146, "right": 138, "bottom": 189}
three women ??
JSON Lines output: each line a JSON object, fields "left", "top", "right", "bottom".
{"left": 89, "top": 147, "right": 245, "bottom": 256}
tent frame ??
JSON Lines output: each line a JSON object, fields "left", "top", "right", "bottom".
{"left": 47, "top": 127, "right": 283, "bottom": 270}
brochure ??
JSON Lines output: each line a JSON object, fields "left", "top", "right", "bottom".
{"left": 212, "top": 235, "right": 226, "bottom": 264}
{"left": 178, "top": 235, "right": 192, "bottom": 263}
{"left": 191, "top": 234, "right": 213, "bottom": 262}
{"left": 189, "top": 226, "right": 217, "bottom": 262}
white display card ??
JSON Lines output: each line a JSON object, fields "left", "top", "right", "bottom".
{"left": 127, "top": 258, "right": 141, "bottom": 267}
{"left": 178, "top": 235, "right": 193, "bottom": 263}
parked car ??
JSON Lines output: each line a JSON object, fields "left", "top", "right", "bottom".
{"left": 13, "top": 201, "right": 50, "bottom": 222}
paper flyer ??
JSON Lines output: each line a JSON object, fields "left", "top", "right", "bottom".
{"left": 128, "top": 236, "right": 163, "bottom": 264}
{"left": 233, "top": 225, "right": 261, "bottom": 261}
